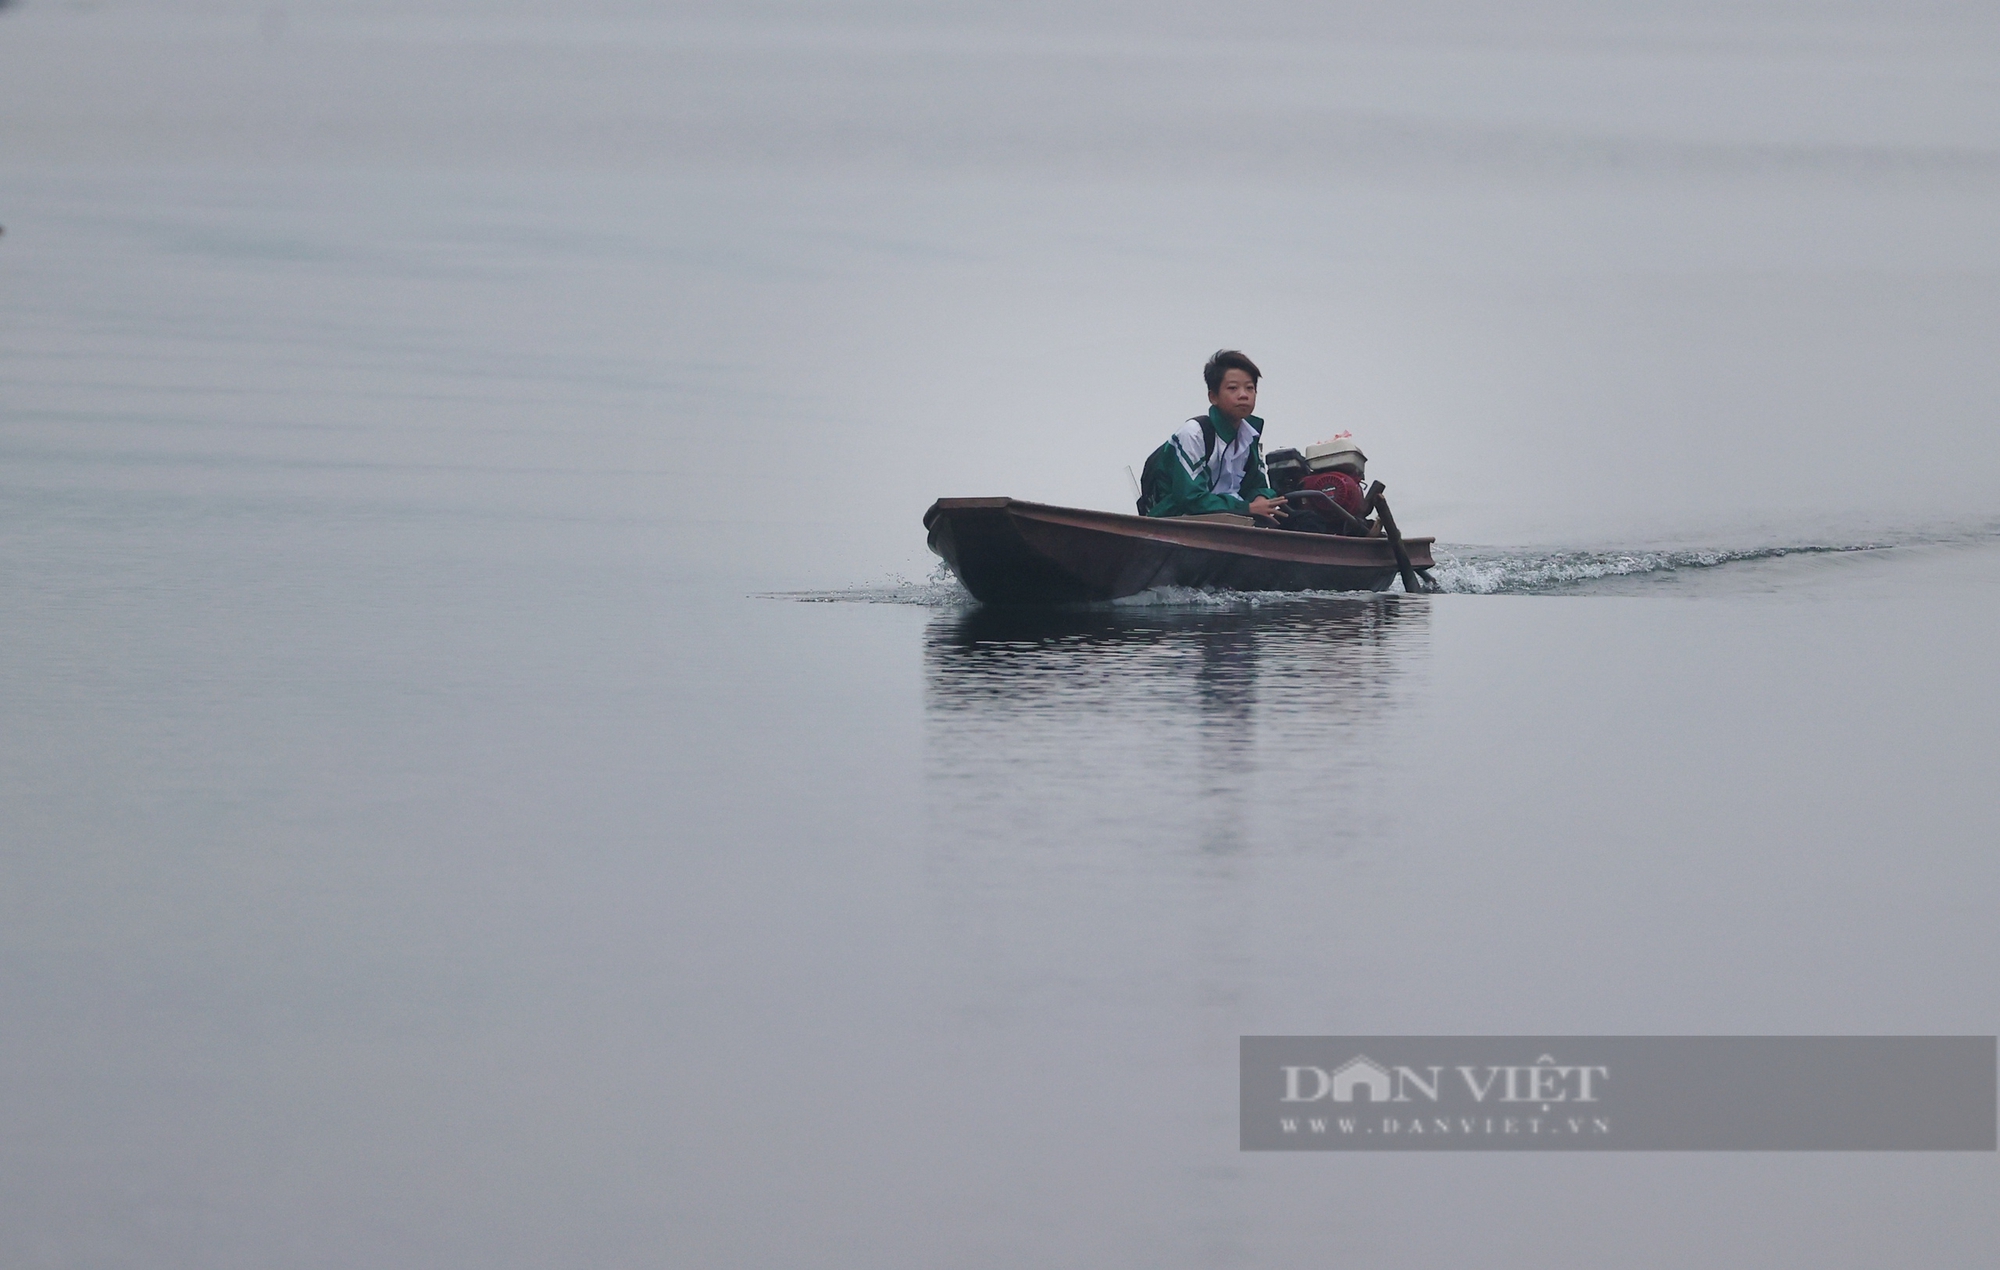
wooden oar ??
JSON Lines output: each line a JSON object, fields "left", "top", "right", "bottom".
{"left": 1364, "top": 480, "right": 1430, "bottom": 594}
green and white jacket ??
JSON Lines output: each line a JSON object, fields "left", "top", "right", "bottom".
{"left": 1142, "top": 407, "right": 1276, "bottom": 517}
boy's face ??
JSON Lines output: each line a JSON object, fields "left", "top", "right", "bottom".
{"left": 1209, "top": 368, "right": 1258, "bottom": 421}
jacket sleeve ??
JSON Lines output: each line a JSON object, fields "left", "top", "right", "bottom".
{"left": 1144, "top": 437, "right": 1249, "bottom": 517}
{"left": 1237, "top": 438, "right": 1276, "bottom": 502}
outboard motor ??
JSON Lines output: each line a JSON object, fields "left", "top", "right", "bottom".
{"left": 1301, "top": 435, "right": 1365, "bottom": 481}
{"left": 1264, "top": 447, "right": 1308, "bottom": 494}
{"left": 1276, "top": 434, "right": 1373, "bottom": 534}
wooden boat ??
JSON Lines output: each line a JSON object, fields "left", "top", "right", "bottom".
{"left": 924, "top": 497, "right": 1435, "bottom": 604}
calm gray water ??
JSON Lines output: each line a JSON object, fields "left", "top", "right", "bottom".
{"left": 5, "top": 3, "right": 2000, "bottom": 1267}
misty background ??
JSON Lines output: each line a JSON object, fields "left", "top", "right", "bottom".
{"left": 9, "top": 0, "right": 2000, "bottom": 582}
{"left": 4, "top": 3, "right": 1997, "bottom": 1268}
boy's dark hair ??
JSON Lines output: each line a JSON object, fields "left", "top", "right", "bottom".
{"left": 1204, "top": 349, "right": 1262, "bottom": 393}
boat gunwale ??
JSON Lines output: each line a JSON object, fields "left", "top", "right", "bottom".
{"left": 924, "top": 497, "right": 1433, "bottom": 567}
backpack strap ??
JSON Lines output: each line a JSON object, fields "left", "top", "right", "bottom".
{"left": 1144, "top": 418, "right": 1216, "bottom": 516}
{"left": 1190, "top": 415, "right": 1217, "bottom": 463}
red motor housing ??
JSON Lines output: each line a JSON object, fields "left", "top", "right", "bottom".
{"left": 1299, "top": 470, "right": 1365, "bottom": 517}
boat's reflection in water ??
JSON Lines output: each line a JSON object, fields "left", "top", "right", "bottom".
{"left": 922, "top": 595, "right": 1430, "bottom": 859}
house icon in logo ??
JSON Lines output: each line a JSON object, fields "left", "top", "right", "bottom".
{"left": 1330, "top": 1055, "right": 1395, "bottom": 1103}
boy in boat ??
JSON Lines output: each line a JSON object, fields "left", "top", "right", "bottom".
{"left": 1137, "top": 349, "right": 1286, "bottom": 521}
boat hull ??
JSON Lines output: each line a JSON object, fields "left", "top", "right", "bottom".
{"left": 923, "top": 498, "right": 1434, "bottom": 604}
